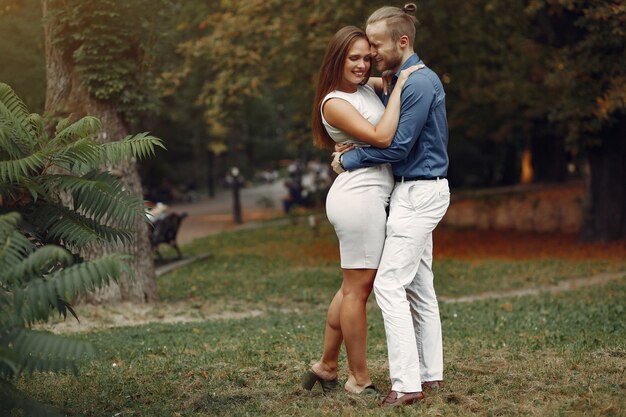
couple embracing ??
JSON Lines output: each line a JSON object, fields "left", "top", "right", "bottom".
{"left": 302, "top": 3, "right": 450, "bottom": 408}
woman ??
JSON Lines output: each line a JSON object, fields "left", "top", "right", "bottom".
{"left": 303, "top": 26, "right": 421, "bottom": 395}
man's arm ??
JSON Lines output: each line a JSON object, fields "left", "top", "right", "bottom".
{"left": 341, "top": 75, "right": 432, "bottom": 170}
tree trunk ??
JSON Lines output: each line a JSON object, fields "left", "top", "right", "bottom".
{"left": 43, "top": 0, "right": 158, "bottom": 303}
{"left": 500, "top": 142, "right": 520, "bottom": 186}
{"left": 579, "top": 118, "right": 626, "bottom": 242}
{"left": 530, "top": 134, "right": 567, "bottom": 183}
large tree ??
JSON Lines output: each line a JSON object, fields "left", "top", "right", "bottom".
{"left": 42, "top": 0, "right": 171, "bottom": 302}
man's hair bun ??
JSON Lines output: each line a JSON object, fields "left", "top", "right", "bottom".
{"left": 403, "top": 3, "right": 417, "bottom": 14}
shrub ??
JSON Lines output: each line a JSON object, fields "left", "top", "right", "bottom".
{"left": 0, "top": 82, "right": 164, "bottom": 415}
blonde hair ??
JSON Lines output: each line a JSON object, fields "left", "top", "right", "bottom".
{"left": 367, "top": 3, "right": 418, "bottom": 47}
{"left": 311, "top": 26, "right": 371, "bottom": 148}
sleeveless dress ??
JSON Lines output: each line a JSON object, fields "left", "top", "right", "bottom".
{"left": 322, "top": 84, "right": 394, "bottom": 269}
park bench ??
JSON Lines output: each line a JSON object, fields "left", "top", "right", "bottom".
{"left": 149, "top": 212, "right": 188, "bottom": 260}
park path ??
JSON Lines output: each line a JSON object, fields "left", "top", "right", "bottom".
{"left": 168, "top": 179, "right": 287, "bottom": 245}
{"left": 41, "top": 270, "right": 624, "bottom": 334}
{"left": 438, "top": 271, "right": 624, "bottom": 303}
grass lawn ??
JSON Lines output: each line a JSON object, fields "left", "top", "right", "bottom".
{"left": 18, "top": 219, "right": 626, "bottom": 416}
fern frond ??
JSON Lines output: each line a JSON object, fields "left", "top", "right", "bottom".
{"left": 20, "top": 253, "right": 128, "bottom": 323}
{"left": 18, "top": 176, "right": 46, "bottom": 203}
{"left": 0, "top": 214, "right": 35, "bottom": 283}
{"left": 41, "top": 171, "right": 146, "bottom": 228}
{"left": 0, "top": 348, "right": 18, "bottom": 377}
{"left": 101, "top": 132, "right": 166, "bottom": 163}
{"left": 0, "top": 83, "right": 36, "bottom": 153}
{"left": 0, "top": 124, "right": 25, "bottom": 159}
{"left": 0, "top": 85, "right": 162, "bottom": 416}
{"left": 47, "top": 137, "right": 101, "bottom": 169}
{"left": 0, "top": 289, "right": 11, "bottom": 313}
{"left": 0, "top": 230, "right": 32, "bottom": 267}
{"left": 0, "top": 379, "right": 63, "bottom": 417}
{"left": 25, "top": 113, "right": 45, "bottom": 143}
{"left": 3, "top": 246, "right": 73, "bottom": 286}
{"left": 0, "top": 151, "right": 45, "bottom": 182}
{"left": 55, "top": 298, "right": 79, "bottom": 322}
{"left": 4, "top": 327, "right": 94, "bottom": 374}
{"left": 0, "top": 211, "right": 21, "bottom": 230}
{"left": 31, "top": 204, "right": 134, "bottom": 248}
{"left": 50, "top": 116, "right": 101, "bottom": 147}
{"left": 0, "top": 83, "right": 29, "bottom": 125}
{"left": 45, "top": 253, "right": 128, "bottom": 300}
{"left": 0, "top": 233, "right": 34, "bottom": 281}
{"left": 54, "top": 116, "right": 72, "bottom": 134}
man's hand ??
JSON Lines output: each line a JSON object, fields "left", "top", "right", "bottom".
{"left": 382, "top": 64, "right": 425, "bottom": 94}
{"left": 331, "top": 151, "right": 345, "bottom": 174}
{"left": 334, "top": 142, "right": 353, "bottom": 153}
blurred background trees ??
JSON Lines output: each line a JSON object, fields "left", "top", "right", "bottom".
{"left": 1, "top": 0, "right": 624, "bottom": 244}
{"left": 0, "top": 0, "right": 45, "bottom": 112}
{"left": 525, "top": 0, "right": 626, "bottom": 241}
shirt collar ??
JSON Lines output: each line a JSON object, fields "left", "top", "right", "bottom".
{"left": 394, "top": 53, "right": 421, "bottom": 78}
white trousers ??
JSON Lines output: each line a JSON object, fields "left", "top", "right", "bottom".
{"left": 374, "top": 178, "right": 450, "bottom": 393}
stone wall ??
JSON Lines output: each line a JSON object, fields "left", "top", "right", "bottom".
{"left": 442, "top": 182, "right": 585, "bottom": 233}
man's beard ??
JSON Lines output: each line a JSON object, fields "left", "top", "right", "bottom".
{"left": 379, "top": 50, "right": 403, "bottom": 73}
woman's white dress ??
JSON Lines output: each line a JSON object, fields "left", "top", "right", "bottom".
{"left": 322, "top": 84, "right": 393, "bottom": 269}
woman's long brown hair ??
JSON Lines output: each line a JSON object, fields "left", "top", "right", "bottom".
{"left": 311, "top": 26, "right": 371, "bottom": 148}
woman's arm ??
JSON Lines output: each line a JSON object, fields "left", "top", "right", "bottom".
{"left": 323, "top": 64, "right": 423, "bottom": 149}
{"left": 367, "top": 77, "right": 384, "bottom": 94}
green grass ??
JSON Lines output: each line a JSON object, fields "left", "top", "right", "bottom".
{"left": 435, "top": 258, "right": 624, "bottom": 297}
{"left": 17, "top": 221, "right": 626, "bottom": 416}
{"left": 158, "top": 221, "right": 624, "bottom": 304}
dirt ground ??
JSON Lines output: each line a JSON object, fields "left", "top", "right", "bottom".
{"left": 433, "top": 227, "right": 626, "bottom": 260}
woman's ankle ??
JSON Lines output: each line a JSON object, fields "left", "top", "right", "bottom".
{"left": 344, "top": 377, "right": 373, "bottom": 393}
{"left": 311, "top": 361, "right": 337, "bottom": 380}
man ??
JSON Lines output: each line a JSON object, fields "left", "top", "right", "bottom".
{"left": 332, "top": 4, "right": 450, "bottom": 407}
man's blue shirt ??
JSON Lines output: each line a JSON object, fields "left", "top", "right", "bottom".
{"left": 342, "top": 54, "right": 449, "bottom": 178}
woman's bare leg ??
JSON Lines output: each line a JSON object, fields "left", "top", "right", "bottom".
{"left": 311, "top": 288, "right": 343, "bottom": 380}
{"left": 341, "top": 268, "right": 376, "bottom": 392}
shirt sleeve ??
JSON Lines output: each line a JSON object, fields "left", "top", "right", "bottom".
{"left": 342, "top": 75, "right": 432, "bottom": 170}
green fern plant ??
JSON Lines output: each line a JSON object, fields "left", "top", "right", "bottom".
{"left": 0, "top": 82, "right": 164, "bottom": 415}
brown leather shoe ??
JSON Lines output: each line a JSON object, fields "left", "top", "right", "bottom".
{"left": 421, "top": 380, "right": 444, "bottom": 391}
{"left": 381, "top": 390, "right": 425, "bottom": 407}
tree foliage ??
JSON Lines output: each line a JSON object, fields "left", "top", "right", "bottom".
{"left": 163, "top": 0, "right": 370, "bottom": 142}
{"left": 45, "top": 0, "right": 174, "bottom": 126}
{"left": 413, "top": 0, "right": 560, "bottom": 185}
{"left": 0, "top": 83, "right": 164, "bottom": 415}
{"left": 525, "top": 0, "right": 626, "bottom": 148}
{"left": 3, "top": 1, "right": 623, "bottom": 239}
{"left": 524, "top": 0, "right": 626, "bottom": 241}
{"left": 0, "top": 83, "right": 164, "bottom": 247}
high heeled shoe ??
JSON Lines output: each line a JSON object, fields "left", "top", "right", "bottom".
{"left": 345, "top": 383, "right": 378, "bottom": 396}
{"left": 358, "top": 384, "right": 378, "bottom": 396}
{"left": 302, "top": 370, "right": 338, "bottom": 394}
